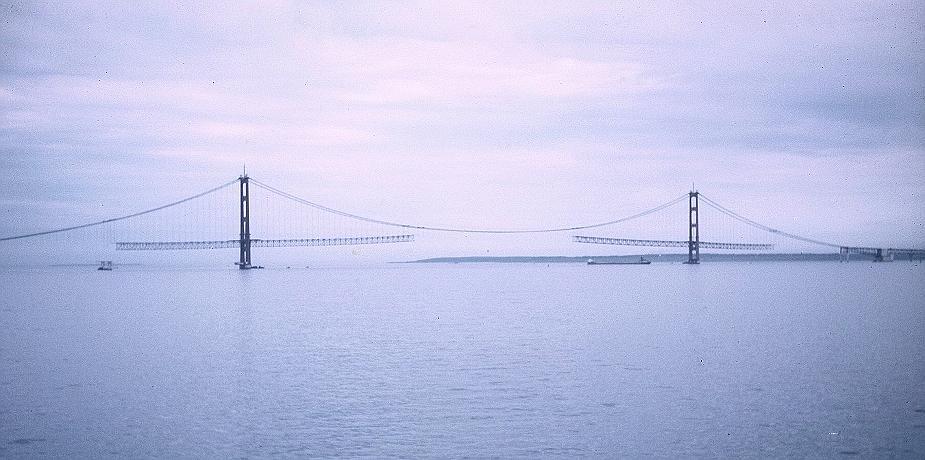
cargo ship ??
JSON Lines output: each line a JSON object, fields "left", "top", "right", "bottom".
{"left": 587, "top": 257, "right": 651, "bottom": 265}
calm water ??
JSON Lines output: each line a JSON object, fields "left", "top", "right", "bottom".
{"left": 1, "top": 262, "right": 923, "bottom": 458}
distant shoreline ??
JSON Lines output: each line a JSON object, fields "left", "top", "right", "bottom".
{"left": 404, "top": 253, "right": 898, "bottom": 264}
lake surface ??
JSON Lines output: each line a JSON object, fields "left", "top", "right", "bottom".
{"left": 1, "top": 262, "right": 924, "bottom": 458}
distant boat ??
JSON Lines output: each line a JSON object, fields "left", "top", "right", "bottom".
{"left": 587, "top": 257, "right": 651, "bottom": 265}
{"left": 97, "top": 261, "right": 113, "bottom": 271}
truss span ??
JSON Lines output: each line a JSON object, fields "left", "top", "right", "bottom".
{"left": 890, "top": 248, "right": 925, "bottom": 257}
{"left": 254, "top": 235, "right": 414, "bottom": 247}
{"left": 116, "top": 235, "right": 414, "bottom": 250}
{"left": 573, "top": 236, "right": 773, "bottom": 251}
{"left": 838, "top": 246, "right": 925, "bottom": 262}
{"left": 840, "top": 246, "right": 925, "bottom": 257}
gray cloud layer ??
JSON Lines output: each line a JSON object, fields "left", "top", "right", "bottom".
{"left": 1, "top": 1, "right": 923, "bottom": 261}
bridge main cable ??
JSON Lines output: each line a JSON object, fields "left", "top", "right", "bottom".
{"left": 0, "top": 178, "right": 239, "bottom": 242}
{"left": 698, "top": 193, "right": 842, "bottom": 248}
{"left": 248, "top": 178, "right": 689, "bottom": 234}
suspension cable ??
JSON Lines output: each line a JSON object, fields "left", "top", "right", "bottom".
{"left": 698, "top": 194, "right": 842, "bottom": 248}
{"left": 0, "top": 178, "right": 239, "bottom": 242}
{"left": 249, "top": 177, "right": 688, "bottom": 234}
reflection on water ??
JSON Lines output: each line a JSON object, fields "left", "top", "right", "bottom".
{"left": 1, "top": 262, "right": 924, "bottom": 457}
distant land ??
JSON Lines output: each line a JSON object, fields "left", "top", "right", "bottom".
{"left": 405, "top": 253, "right": 907, "bottom": 264}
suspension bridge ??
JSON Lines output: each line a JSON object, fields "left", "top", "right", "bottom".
{"left": 1, "top": 174, "right": 922, "bottom": 267}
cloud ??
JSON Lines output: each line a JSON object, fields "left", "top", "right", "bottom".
{"left": 1, "top": 0, "right": 923, "bottom": 260}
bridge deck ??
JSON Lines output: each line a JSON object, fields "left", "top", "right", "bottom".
{"left": 116, "top": 235, "right": 414, "bottom": 250}
{"left": 573, "top": 236, "right": 773, "bottom": 251}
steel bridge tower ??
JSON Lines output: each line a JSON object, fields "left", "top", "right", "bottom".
{"left": 686, "top": 191, "right": 700, "bottom": 264}
{"left": 237, "top": 174, "right": 252, "bottom": 269}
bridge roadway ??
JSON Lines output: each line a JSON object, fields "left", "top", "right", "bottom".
{"left": 116, "top": 235, "right": 414, "bottom": 250}
{"left": 573, "top": 235, "right": 773, "bottom": 251}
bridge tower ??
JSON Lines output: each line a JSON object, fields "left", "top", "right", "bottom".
{"left": 686, "top": 191, "right": 700, "bottom": 264}
{"left": 237, "top": 174, "right": 252, "bottom": 269}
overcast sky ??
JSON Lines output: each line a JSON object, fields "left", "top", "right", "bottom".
{"left": 1, "top": 1, "right": 923, "bottom": 263}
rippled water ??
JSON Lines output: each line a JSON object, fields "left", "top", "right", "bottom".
{"left": 1, "top": 262, "right": 924, "bottom": 458}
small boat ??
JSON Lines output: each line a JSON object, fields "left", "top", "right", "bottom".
{"left": 97, "top": 261, "right": 113, "bottom": 271}
{"left": 587, "top": 257, "right": 651, "bottom": 265}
